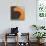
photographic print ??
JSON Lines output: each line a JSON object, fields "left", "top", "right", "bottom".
{"left": 11, "top": 6, "right": 25, "bottom": 20}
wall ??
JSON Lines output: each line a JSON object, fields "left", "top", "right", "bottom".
{"left": 0, "top": 0, "right": 36, "bottom": 42}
